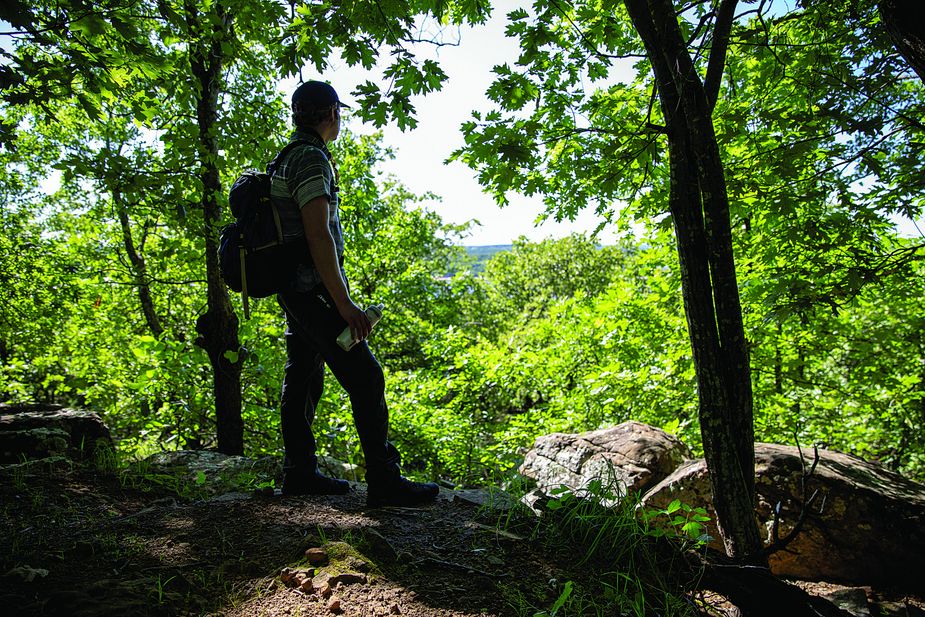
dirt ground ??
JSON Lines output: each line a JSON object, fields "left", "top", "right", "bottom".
{"left": 0, "top": 465, "right": 586, "bottom": 617}
{"left": 2, "top": 465, "right": 924, "bottom": 617}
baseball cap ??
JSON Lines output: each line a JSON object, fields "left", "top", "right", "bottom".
{"left": 291, "top": 80, "right": 350, "bottom": 110}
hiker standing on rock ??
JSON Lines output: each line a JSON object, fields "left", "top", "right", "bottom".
{"left": 272, "top": 80, "right": 439, "bottom": 507}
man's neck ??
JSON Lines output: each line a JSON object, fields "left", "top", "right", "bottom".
{"left": 299, "top": 126, "right": 327, "bottom": 144}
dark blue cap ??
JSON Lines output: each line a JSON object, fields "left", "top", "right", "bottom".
{"left": 291, "top": 80, "right": 350, "bottom": 110}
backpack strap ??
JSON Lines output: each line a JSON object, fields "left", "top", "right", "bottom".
{"left": 266, "top": 139, "right": 312, "bottom": 175}
{"left": 268, "top": 138, "right": 338, "bottom": 197}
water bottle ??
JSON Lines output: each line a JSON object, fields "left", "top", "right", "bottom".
{"left": 336, "top": 304, "right": 384, "bottom": 351}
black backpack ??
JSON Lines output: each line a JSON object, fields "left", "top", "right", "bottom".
{"left": 219, "top": 140, "right": 311, "bottom": 318}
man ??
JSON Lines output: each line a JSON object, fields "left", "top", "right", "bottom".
{"left": 271, "top": 80, "right": 439, "bottom": 507}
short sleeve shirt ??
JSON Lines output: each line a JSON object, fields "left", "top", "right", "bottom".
{"left": 270, "top": 128, "right": 345, "bottom": 291}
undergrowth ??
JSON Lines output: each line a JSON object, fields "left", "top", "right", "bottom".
{"left": 91, "top": 446, "right": 272, "bottom": 500}
{"left": 490, "top": 470, "right": 709, "bottom": 617}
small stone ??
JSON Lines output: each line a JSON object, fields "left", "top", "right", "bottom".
{"left": 300, "top": 577, "right": 315, "bottom": 592}
{"left": 390, "top": 604, "right": 401, "bottom": 615}
{"left": 317, "top": 582, "right": 332, "bottom": 598}
{"left": 327, "top": 596, "right": 342, "bottom": 613}
{"left": 305, "top": 547, "right": 328, "bottom": 565}
{"left": 347, "top": 557, "right": 371, "bottom": 573}
{"left": 280, "top": 567, "right": 296, "bottom": 585}
{"left": 329, "top": 572, "right": 367, "bottom": 586}
{"left": 312, "top": 571, "right": 331, "bottom": 585}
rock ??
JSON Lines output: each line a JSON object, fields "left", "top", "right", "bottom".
{"left": 447, "top": 487, "right": 518, "bottom": 510}
{"left": 642, "top": 444, "right": 925, "bottom": 593}
{"left": 327, "top": 596, "right": 342, "bottom": 613}
{"left": 305, "top": 547, "right": 328, "bottom": 565}
{"left": 390, "top": 604, "right": 401, "bottom": 615}
{"left": 329, "top": 572, "right": 367, "bottom": 586}
{"left": 316, "top": 581, "right": 332, "bottom": 598}
{"left": 143, "top": 450, "right": 281, "bottom": 495}
{"left": 519, "top": 421, "right": 691, "bottom": 499}
{"left": 280, "top": 567, "right": 296, "bottom": 585}
{"left": 0, "top": 405, "right": 113, "bottom": 463}
{"left": 318, "top": 455, "right": 363, "bottom": 482}
{"left": 346, "top": 556, "right": 370, "bottom": 573}
{"left": 281, "top": 567, "right": 313, "bottom": 588}
{"left": 872, "top": 601, "right": 925, "bottom": 617}
{"left": 821, "top": 588, "right": 871, "bottom": 617}
{"left": 360, "top": 529, "right": 397, "bottom": 562}
{"left": 299, "top": 578, "right": 314, "bottom": 593}
{"left": 1, "top": 456, "right": 72, "bottom": 476}
{"left": 312, "top": 571, "right": 332, "bottom": 591}
{"left": 4, "top": 566, "right": 49, "bottom": 582}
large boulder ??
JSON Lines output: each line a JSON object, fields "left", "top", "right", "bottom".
{"left": 519, "top": 421, "right": 691, "bottom": 497}
{"left": 643, "top": 443, "right": 925, "bottom": 593}
{"left": 0, "top": 404, "right": 113, "bottom": 464}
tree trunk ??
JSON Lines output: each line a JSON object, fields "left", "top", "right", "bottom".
{"left": 879, "top": 0, "right": 925, "bottom": 85}
{"left": 186, "top": 0, "right": 243, "bottom": 455}
{"left": 115, "top": 189, "right": 164, "bottom": 338}
{"left": 624, "top": 0, "right": 764, "bottom": 563}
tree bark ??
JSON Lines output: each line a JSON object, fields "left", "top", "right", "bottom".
{"left": 624, "top": 0, "right": 764, "bottom": 563}
{"left": 186, "top": 0, "right": 243, "bottom": 455}
{"left": 879, "top": 0, "right": 925, "bottom": 85}
{"left": 114, "top": 189, "right": 164, "bottom": 338}
{"left": 698, "top": 561, "right": 854, "bottom": 617}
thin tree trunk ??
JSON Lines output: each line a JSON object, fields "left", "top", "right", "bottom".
{"left": 114, "top": 189, "right": 164, "bottom": 338}
{"left": 624, "top": 0, "right": 764, "bottom": 563}
{"left": 186, "top": 0, "right": 243, "bottom": 455}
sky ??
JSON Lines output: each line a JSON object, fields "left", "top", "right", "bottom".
{"left": 283, "top": 5, "right": 924, "bottom": 246}
{"left": 281, "top": 4, "right": 630, "bottom": 247}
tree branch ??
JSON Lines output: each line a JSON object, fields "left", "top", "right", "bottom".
{"left": 763, "top": 442, "right": 821, "bottom": 557}
{"left": 704, "top": 0, "right": 738, "bottom": 112}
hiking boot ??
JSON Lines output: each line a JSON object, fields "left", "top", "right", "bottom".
{"left": 366, "top": 476, "right": 439, "bottom": 508}
{"left": 282, "top": 471, "right": 350, "bottom": 496}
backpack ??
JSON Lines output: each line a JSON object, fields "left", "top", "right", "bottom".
{"left": 219, "top": 140, "right": 311, "bottom": 318}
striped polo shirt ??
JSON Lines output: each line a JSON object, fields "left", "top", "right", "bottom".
{"left": 270, "top": 128, "right": 344, "bottom": 292}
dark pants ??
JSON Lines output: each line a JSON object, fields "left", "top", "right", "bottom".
{"left": 278, "top": 286, "right": 400, "bottom": 484}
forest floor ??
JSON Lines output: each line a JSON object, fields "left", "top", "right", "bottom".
{"left": 2, "top": 463, "right": 924, "bottom": 617}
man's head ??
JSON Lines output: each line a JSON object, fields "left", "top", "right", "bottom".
{"left": 291, "top": 80, "right": 348, "bottom": 143}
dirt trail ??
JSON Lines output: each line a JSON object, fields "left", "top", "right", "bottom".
{"left": 0, "top": 469, "right": 556, "bottom": 616}
{"left": 3, "top": 468, "right": 924, "bottom": 616}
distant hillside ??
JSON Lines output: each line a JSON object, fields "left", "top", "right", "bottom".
{"left": 462, "top": 244, "right": 511, "bottom": 275}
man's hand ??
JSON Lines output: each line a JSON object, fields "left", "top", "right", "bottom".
{"left": 337, "top": 299, "right": 372, "bottom": 343}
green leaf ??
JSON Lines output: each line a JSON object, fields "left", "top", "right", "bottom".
{"left": 666, "top": 499, "right": 682, "bottom": 514}
{"left": 548, "top": 580, "right": 573, "bottom": 616}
